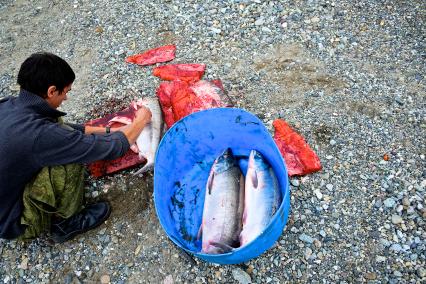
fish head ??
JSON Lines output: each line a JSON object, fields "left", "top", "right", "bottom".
{"left": 211, "top": 148, "right": 237, "bottom": 174}
{"left": 248, "top": 150, "right": 269, "bottom": 170}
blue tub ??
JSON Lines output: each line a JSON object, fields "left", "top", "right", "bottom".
{"left": 153, "top": 108, "right": 290, "bottom": 264}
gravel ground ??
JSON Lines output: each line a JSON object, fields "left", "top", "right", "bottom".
{"left": 1, "top": 0, "right": 425, "bottom": 283}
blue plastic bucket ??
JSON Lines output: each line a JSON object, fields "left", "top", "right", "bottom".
{"left": 154, "top": 108, "right": 290, "bottom": 264}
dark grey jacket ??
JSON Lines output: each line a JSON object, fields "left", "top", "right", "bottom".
{"left": 0, "top": 89, "right": 130, "bottom": 239}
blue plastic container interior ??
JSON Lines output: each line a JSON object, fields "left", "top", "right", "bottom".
{"left": 154, "top": 108, "right": 290, "bottom": 264}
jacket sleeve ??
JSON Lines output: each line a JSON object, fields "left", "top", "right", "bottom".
{"left": 64, "top": 123, "right": 85, "bottom": 133}
{"left": 33, "top": 122, "right": 130, "bottom": 167}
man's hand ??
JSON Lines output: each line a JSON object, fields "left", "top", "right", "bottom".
{"left": 120, "top": 106, "right": 152, "bottom": 145}
{"left": 134, "top": 106, "right": 152, "bottom": 126}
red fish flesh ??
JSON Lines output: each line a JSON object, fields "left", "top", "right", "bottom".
{"left": 85, "top": 102, "right": 147, "bottom": 178}
{"left": 156, "top": 79, "right": 232, "bottom": 128}
{"left": 125, "top": 45, "right": 176, "bottom": 66}
{"left": 273, "top": 119, "right": 322, "bottom": 176}
{"left": 156, "top": 82, "right": 176, "bottom": 129}
{"left": 153, "top": 64, "right": 206, "bottom": 82}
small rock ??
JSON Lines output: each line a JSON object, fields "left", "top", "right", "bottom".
{"left": 311, "top": 17, "right": 320, "bottom": 23}
{"left": 391, "top": 215, "right": 403, "bottom": 224}
{"left": 417, "top": 268, "right": 426, "bottom": 278}
{"left": 314, "top": 189, "right": 323, "bottom": 200}
{"left": 299, "top": 233, "right": 314, "bottom": 244}
{"left": 305, "top": 247, "right": 313, "bottom": 260}
{"left": 100, "top": 274, "right": 110, "bottom": 284}
{"left": 365, "top": 272, "right": 376, "bottom": 280}
{"left": 95, "top": 26, "right": 104, "bottom": 33}
{"left": 232, "top": 268, "right": 252, "bottom": 284}
{"left": 254, "top": 18, "right": 264, "bottom": 26}
{"left": 290, "top": 179, "right": 300, "bottom": 187}
{"left": 402, "top": 198, "right": 410, "bottom": 206}
{"left": 163, "top": 275, "right": 174, "bottom": 284}
{"left": 19, "top": 257, "right": 29, "bottom": 270}
{"left": 326, "top": 184, "right": 333, "bottom": 191}
{"left": 376, "top": 256, "right": 386, "bottom": 262}
{"left": 210, "top": 27, "right": 221, "bottom": 34}
{"left": 394, "top": 96, "right": 404, "bottom": 105}
{"left": 384, "top": 198, "right": 395, "bottom": 208}
{"left": 394, "top": 271, "right": 402, "bottom": 277}
{"left": 389, "top": 244, "right": 402, "bottom": 252}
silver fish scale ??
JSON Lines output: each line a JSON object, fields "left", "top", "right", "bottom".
{"left": 202, "top": 160, "right": 244, "bottom": 254}
{"left": 240, "top": 150, "right": 281, "bottom": 247}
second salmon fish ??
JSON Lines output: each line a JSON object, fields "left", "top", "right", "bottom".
{"left": 201, "top": 148, "right": 244, "bottom": 254}
{"left": 239, "top": 150, "right": 281, "bottom": 247}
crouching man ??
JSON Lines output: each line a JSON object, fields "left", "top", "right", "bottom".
{"left": 0, "top": 52, "right": 151, "bottom": 243}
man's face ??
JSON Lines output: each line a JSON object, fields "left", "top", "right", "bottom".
{"left": 46, "top": 84, "right": 72, "bottom": 109}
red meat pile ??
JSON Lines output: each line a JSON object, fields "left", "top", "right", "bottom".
{"left": 86, "top": 45, "right": 321, "bottom": 177}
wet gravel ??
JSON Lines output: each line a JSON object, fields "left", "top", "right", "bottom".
{"left": 1, "top": 0, "right": 425, "bottom": 283}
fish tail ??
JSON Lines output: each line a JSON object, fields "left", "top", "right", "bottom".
{"left": 133, "top": 162, "right": 153, "bottom": 176}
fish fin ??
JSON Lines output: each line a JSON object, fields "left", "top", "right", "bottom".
{"left": 250, "top": 169, "right": 258, "bottom": 188}
{"left": 209, "top": 241, "right": 234, "bottom": 253}
{"left": 207, "top": 172, "right": 214, "bottom": 194}
{"left": 196, "top": 225, "right": 202, "bottom": 241}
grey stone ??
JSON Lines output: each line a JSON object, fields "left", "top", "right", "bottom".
{"left": 232, "top": 268, "right": 251, "bottom": 284}
{"left": 417, "top": 268, "right": 426, "bottom": 278}
{"left": 384, "top": 198, "right": 396, "bottom": 208}
{"left": 389, "top": 244, "right": 402, "bottom": 252}
{"left": 299, "top": 234, "right": 314, "bottom": 244}
{"left": 391, "top": 215, "right": 403, "bottom": 224}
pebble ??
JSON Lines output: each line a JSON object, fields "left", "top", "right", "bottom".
{"left": 402, "top": 198, "right": 410, "bottom": 206}
{"left": 384, "top": 198, "right": 396, "bottom": 208}
{"left": 299, "top": 233, "right": 314, "bottom": 244}
{"left": 417, "top": 268, "right": 426, "bottom": 278}
{"left": 232, "top": 268, "right": 251, "bottom": 284}
{"left": 394, "top": 271, "right": 402, "bottom": 277}
{"left": 314, "top": 189, "right": 323, "bottom": 200}
{"left": 311, "top": 17, "right": 320, "bottom": 23}
{"left": 389, "top": 244, "right": 403, "bottom": 252}
{"left": 100, "top": 274, "right": 110, "bottom": 284}
{"left": 19, "top": 257, "right": 29, "bottom": 270}
{"left": 391, "top": 215, "right": 403, "bottom": 224}
{"left": 365, "top": 272, "right": 377, "bottom": 280}
{"left": 305, "top": 247, "right": 313, "bottom": 260}
{"left": 290, "top": 179, "right": 300, "bottom": 187}
{"left": 376, "top": 256, "right": 386, "bottom": 262}
{"left": 163, "top": 275, "right": 174, "bottom": 284}
{"left": 325, "top": 184, "right": 333, "bottom": 191}
{"left": 254, "top": 18, "right": 264, "bottom": 26}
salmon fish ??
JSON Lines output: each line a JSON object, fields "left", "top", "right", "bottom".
{"left": 239, "top": 150, "right": 281, "bottom": 247}
{"left": 201, "top": 148, "right": 244, "bottom": 254}
{"left": 133, "top": 97, "right": 164, "bottom": 175}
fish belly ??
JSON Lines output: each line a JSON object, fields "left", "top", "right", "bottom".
{"left": 240, "top": 167, "right": 281, "bottom": 247}
{"left": 134, "top": 97, "right": 163, "bottom": 175}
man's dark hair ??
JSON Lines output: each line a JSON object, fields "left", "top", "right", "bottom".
{"left": 17, "top": 52, "right": 75, "bottom": 98}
